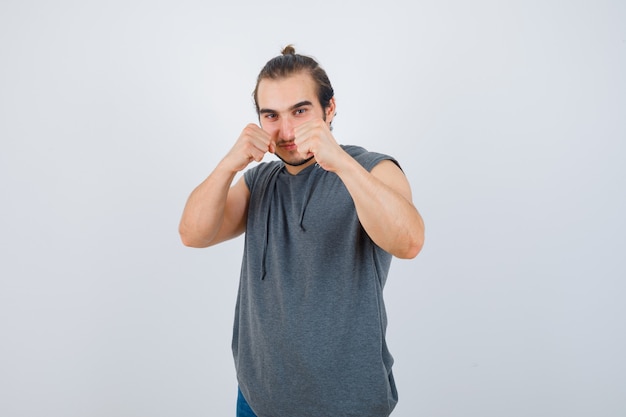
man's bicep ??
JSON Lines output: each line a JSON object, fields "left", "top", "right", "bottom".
{"left": 370, "top": 159, "right": 414, "bottom": 202}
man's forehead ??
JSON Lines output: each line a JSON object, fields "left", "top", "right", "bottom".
{"left": 257, "top": 73, "right": 317, "bottom": 106}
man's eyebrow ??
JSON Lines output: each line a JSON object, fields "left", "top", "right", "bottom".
{"left": 259, "top": 101, "right": 313, "bottom": 115}
{"left": 290, "top": 100, "right": 313, "bottom": 111}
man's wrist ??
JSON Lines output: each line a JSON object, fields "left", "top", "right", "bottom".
{"left": 212, "top": 158, "right": 241, "bottom": 183}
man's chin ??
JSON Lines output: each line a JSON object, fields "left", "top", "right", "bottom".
{"left": 275, "top": 153, "right": 315, "bottom": 167}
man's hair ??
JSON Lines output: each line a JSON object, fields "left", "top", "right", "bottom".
{"left": 253, "top": 45, "right": 335, "bottom": 116}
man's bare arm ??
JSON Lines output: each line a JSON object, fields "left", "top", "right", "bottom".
{"left": 294, "top": 118, "right": 424, "bottom": 258}
{"left": 336, "top": 157, "right": 425, "bottom": 259}
{"left": 179, "top": 124, "right": 274, "bottom": 248}
{"left": 179, "top": 169, "right": 249, "bottom": 248}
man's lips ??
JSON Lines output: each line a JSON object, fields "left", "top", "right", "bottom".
{"left": 278, "top": 141, "right": 297, "bottom": 151}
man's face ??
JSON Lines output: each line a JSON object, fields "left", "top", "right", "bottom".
{"left": 257, "top": 72, "right": 334, "bottom": 167}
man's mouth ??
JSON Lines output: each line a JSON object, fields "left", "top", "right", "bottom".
{"left": 278, "top": 141, "right": 297, "bottom": 151}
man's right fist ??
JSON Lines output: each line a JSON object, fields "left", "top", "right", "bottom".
{"left": 222, "top": 124, "right": 275, "bottom": 172}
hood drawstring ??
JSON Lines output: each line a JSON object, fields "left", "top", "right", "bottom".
{"left": 260, "top": 163, "right": 324, "bottom": 280}
{"left": 259, "top": 165, "right": 282, "bottom": 281}
{"left": 298, "top": 163, "right": 323, "bottom": 232}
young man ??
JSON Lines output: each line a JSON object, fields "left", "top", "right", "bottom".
{"left": 179, "top": 45, "right": 425, "bottom": 417}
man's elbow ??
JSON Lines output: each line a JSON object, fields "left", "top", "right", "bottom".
{"left": 395, "top": 231, "right": 425, "bottom": 259}
{"left": 398, "top": 242, "right": 423, "bottom": 259}
{"left": 179, "top": 227, "right": 212, "bottom": 248}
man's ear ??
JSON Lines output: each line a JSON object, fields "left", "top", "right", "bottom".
{"left": 325, "top": 97, "right": 336, "bottom": 125}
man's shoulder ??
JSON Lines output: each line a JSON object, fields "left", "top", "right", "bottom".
{"left": 341, "top": 144, "right": 368, "bottom": 157}
{"left": 245, "top": 160, "right": 283, "bottom": 175}
{"left": 243, "top": 161, "right": 283, "bottom": 189}
{"left": 341, "top": 144, "right": 398, "bottom": 172}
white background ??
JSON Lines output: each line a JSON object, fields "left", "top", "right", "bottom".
{"left": 1, "top": 1, "right": 625, "bottom": 416}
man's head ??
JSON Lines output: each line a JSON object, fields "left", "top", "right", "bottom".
{"left": 254, "top": 46, "right": 336, "bottom": 169}
{"left": 253, "top": 45, "right": 335, "bottom": 121}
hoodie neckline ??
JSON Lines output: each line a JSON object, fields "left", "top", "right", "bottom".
{"left": 281, "top": 160, "right": 318, "bottom": 177}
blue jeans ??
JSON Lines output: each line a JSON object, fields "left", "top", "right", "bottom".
{"left": 237, "top": 387, "right": 258, "bottom": 417}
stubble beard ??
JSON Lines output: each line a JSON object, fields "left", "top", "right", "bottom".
{"left": 274, "top": 152, "right": 315, "bottom": 167}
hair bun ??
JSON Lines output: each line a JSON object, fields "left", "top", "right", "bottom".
{"left": 281, "top": 45, "right": 296, "bottom": 56}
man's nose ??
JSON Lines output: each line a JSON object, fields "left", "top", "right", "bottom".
{"left": 280, "top": 118, "right": 295, "bottom": 140}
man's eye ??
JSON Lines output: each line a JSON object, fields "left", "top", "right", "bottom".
{"left": 265, "top": 113, "right": 277, "bottom": 120}
{"left": 294, "top": 108, "right": 307, "bottom": 115}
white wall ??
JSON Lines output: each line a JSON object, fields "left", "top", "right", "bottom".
{"left": 1, "top": 1, "right": 624, "bottom": 416}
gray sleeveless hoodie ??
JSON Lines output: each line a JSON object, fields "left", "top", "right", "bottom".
{"left": 232, "top": 145, "right": 399, "bottom": 417}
